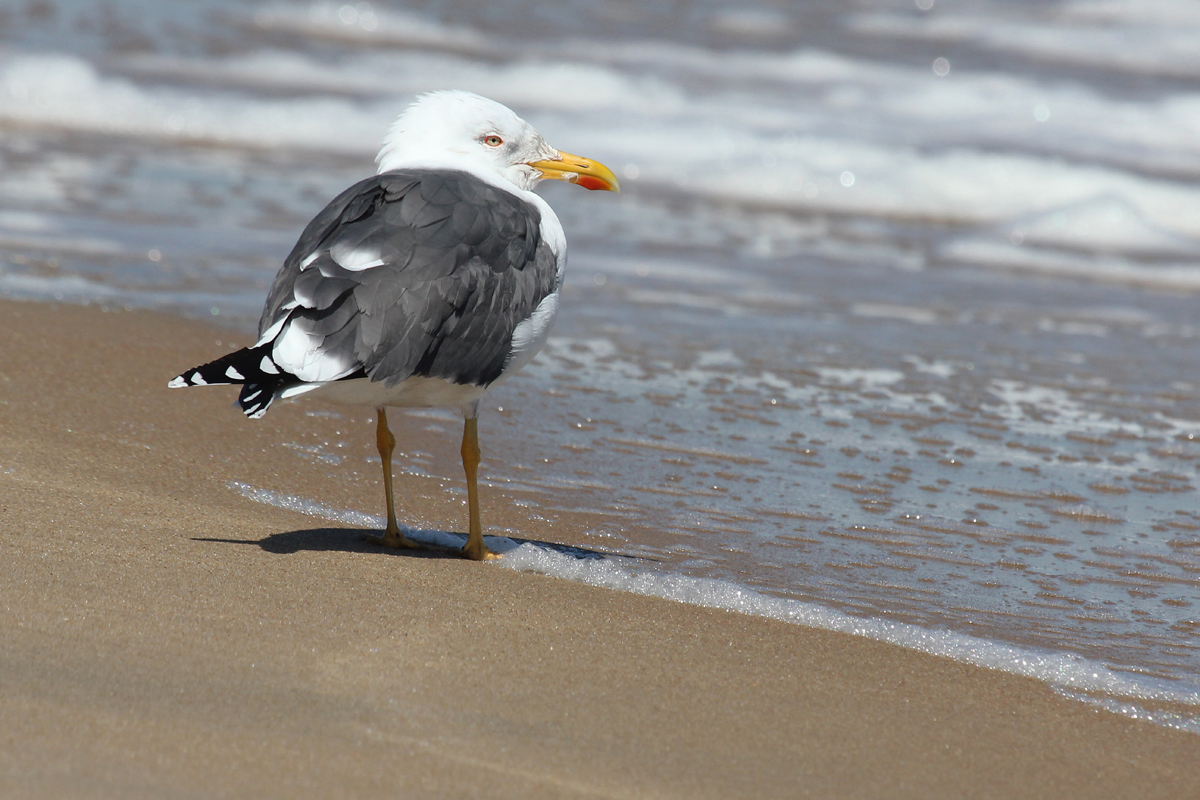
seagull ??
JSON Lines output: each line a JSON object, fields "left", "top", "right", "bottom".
{"left": 169, "top": 90, "right": 619, "bottom": 561}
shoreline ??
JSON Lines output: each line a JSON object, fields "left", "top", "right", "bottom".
{"left": 234, "top": 473, "right": 1200, "bottom": 727}
{"left": 2, "top": 298, "right": 1199, "bottom": 798}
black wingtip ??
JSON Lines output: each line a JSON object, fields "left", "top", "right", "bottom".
{"left": 238, "top": 382, "right": 276, "bottom": 418}
{"left": 170, "top": 345, "right": 291, "bottom": 419}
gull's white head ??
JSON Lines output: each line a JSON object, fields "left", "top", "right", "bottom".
{"left": 376, "top": 90, "right": 618, "bottom": 194}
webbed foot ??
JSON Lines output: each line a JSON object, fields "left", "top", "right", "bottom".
{"left": 460, "top": 538, "right": 500, "bottom": 561}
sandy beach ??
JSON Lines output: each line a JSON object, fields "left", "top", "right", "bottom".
{"left": 0, "top": 297, "right": 1195, "bottom": 798}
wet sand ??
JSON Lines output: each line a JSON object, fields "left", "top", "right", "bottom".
{"left": 1, "top": 298, "right": 1198, "bottom": 799}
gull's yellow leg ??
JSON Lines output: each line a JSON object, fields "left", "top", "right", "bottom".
{"left": 460, "top": 416, "right": 498, "bottom": 561}
{"left": 364, "top": 407, "right": 419, "bottom": 549}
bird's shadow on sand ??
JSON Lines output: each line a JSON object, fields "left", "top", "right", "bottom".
{"left": 193, "top": 527, "right": 638, "bottom": 561}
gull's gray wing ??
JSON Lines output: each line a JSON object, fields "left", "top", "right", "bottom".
{"left": 258, "top": 169, "right": 560, "bottom": 391}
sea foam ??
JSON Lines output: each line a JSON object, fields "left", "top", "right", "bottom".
{"left": 230, "top": 480, "right": 1200, "bottom": 734}
{"left": 6, "top": 8, "right": 1200, "bottom": 288}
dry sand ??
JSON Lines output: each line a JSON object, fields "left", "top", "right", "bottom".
{"left": 1, "top": 298, "right": 1198, "bottom": 798}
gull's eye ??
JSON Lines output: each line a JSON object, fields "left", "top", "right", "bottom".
{"left": 484, "top": 135, "right": 504, "bottom": 147}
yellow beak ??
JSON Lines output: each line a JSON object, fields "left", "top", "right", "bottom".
{"left": 527, "top": 151, "right": 620, "bottom": 192}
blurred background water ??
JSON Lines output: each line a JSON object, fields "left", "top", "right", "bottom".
{"left": 3, "top": 0, "right": 1200, "bottom": 716}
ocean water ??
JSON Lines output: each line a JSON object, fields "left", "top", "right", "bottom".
{"left": 3, "top": 0, "right": 1200, "bottom": 728}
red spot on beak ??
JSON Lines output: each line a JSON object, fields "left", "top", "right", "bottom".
{"left": 576, "top": 175, "right": 611, "bottom": 191}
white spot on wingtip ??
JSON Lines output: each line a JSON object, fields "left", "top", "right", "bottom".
{"left": 190, "top": 372, "right": 208, "bottom": 386}
{"left": 259, "top": 356, "right": 280, "bottom": 374}
{"left": 225, "top": 366, "right": 245, "bottom": 380}
{"left": 167, "top": 376, "right": 187, "bottom": 388}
